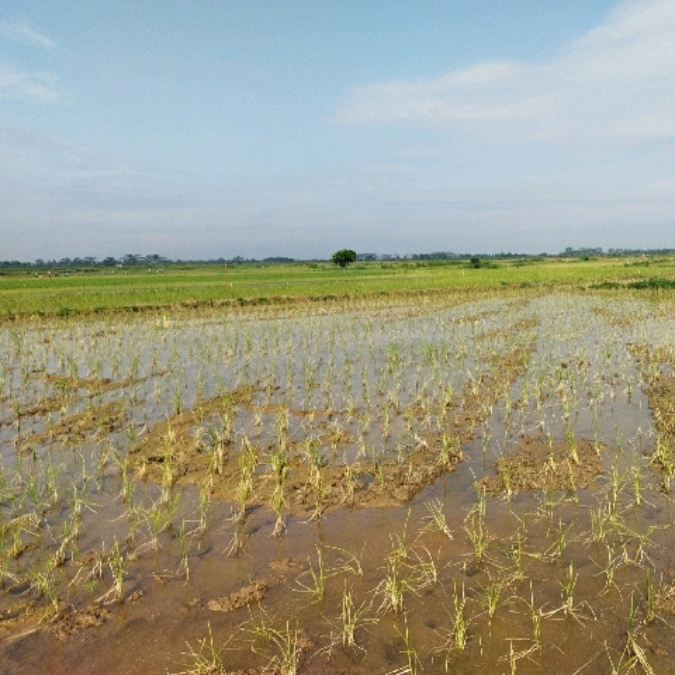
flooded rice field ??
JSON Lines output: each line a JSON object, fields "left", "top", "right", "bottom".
{"left": 1, "top": 290, "right": 675, "bottom": 674}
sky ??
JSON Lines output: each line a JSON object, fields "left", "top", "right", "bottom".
{"left": 1, "top": 0, "right": 674, "bottom": 261}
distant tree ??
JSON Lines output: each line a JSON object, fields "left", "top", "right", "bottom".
{"left": 331, "top": 249, "right": 357, "bottom": 268}
{"left": 122, "top": 253, "right": 143, "bottom": 266}
{"left": 470, "top": 257, "right": 482, "bottom": 269}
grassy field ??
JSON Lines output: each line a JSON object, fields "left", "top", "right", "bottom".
{"left": 2, "top": 256, "right": 675, "bottom": 318}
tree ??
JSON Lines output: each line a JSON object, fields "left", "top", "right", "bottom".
{"left": 331, "top": 249, "right": 357, "bottom": 268}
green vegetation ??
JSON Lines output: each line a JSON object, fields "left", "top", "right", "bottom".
{"left": 1, "top": 255, "right": 674, "bottom": 319}
{"left": 331, "top": 249, "right": 357, "bottom": 268}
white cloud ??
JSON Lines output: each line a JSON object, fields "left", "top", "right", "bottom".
{"left": 0, "top": 60, "right": 64, "bottom": 102}
{"left": 336, "top": 0, "right": 675, "bottom": 144}
{"left": 0, "top": 21, "right": 62, "bottom": 102}
{"left": 0, "top": 20, "right": 56, "bottom": 50}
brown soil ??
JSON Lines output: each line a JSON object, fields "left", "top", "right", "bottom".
{"left": 128, "top": 338, "right": 537, "bottom": 515}
{"left": 18, "top": 400, "right": 127, "bottom": 448}
{"left": 0, "top": 599, "right": 36, "bottom": 628}
{"left": 655, "top": 582, "right": 675, "bottom": 616}
{"left": 629, "top": 344, "right": 675, "bottom": 483}
{"left": 207, "top": 580, "right": 268, "bottom": 613}
{"left": 479, "top": 436, "right": 607, "bottom": 497}
{"left": 128, "top": 384, "right": 257, "bottom": 482}
{"left": 592, "top": 307, "right": 637, "bottom": 328}
{"left": 3, "top": 374, "right": 154, "bottom": 428}
{"left": 48, "top": 604, "right": 111, "bottom": 641}
{"left": 42, "top": 373, "right": 144, "bottom": 394}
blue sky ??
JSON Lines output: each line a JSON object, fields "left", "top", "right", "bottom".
{"left": 1, "top": 0, "right": 674, "bottom": 261}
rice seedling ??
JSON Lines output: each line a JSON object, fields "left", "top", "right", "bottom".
{"left": 336, "top": 582, "right": 377, "bottom": 651}
{"left": 625, "top": 631, "right": 656, "bottom": 675}
{"left": 407, "top": 544, "right": 439, "bottom": 591}
{"left": 448, "top": 580, "right": 469, "bottom": 651}
{"left": 0, "top": 547, "right": 17, "bottom": 589}
{"left": 505, "top": 528, "right": 526, "bottom": 580}
{"left": 594, "top": 545, "right": 623, "bottom": 594}
{"left": 327, "top": 544, "right": 364, "bottom": 577}
{"left": 270, "top": 444, "right": 289, "bottom": 486}
{"left": 463, "top": 512, "right": 493, "bottom": 565}
{"left": 558, "top": 563, "right": 579, "bottom": 618}
{"left": 197, "top": 481, "right": 211, "bottom": 535}
{"left": 147, "top": 501, "right": 166, "bottom": 552}
{"left": 296, "top": 547, "right": 327, "bottom": 603}
{"left": 480, "top": 572, "right": 512, "bottom": 620}
{"left": 589, "top": 503, "right": 613, "bottom": 543}
{"left": 170, "top": 623, "right": 230, "bottom": 675}
{"left": 177, "top": 520, "right": 190, "bottom": 581}
{"left": 340, "top": 464, "right": 357, "bottom": 506}
{"left": 308, "top": 473, "right": 331, "bottom": 523}
{"left": 261, "top": 620, "right": 303, "bottom": 675}
{"left": 395, "top": 619, "right": 422, "bottom": 675}
{"left": 232, "top": 440, "right": 256, "bottom": 524}
{"left": 270, "top": 484, "right": 286, "bottom": 537}
{"left": 376, "top": 557, "right": 409, "bottom": 615}
{"left": 93, "top": 539, "right": 128, "bottom": 604}
{"left": 546, "top": 519, "right": 571, "bottom": 562}
{"left": 644, "top": 568, "right": 657, "bottom": 624}
{"left": 224, "top": 525, "right": 246, "bottom": 557}
{"left": 421, "top": 498, "right": 453, "bottom": 539}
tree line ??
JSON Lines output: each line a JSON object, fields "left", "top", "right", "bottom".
{"left": 0, "top": 247, "right": 673, "bottom": 270}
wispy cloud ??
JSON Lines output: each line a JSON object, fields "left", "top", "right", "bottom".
{"left": 0, "top": 20, "right": 62, "bottom": 101}
{"left": 0, "top": 60, "right": 64, "bottom": 102}
{"left": 336, "top": 0, "right": 675, "bottom": 144}
{"left": 0, "top": 20, "right": 56, "bottom": 50}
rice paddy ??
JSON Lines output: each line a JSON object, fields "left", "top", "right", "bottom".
{"left": 1, "top": 281, "right": 675, "bottom": 674}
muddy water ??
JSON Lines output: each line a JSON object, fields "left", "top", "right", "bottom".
{"left": 2, "top": 291, "right": 675, "bottom": 674}
{"left": 5, "top": 480, "right": 673, "bottom": 675}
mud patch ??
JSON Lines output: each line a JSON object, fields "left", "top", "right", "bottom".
{"left": 128, "top": 340, "right": 537, "bottom": 515}
{"left": 593, "top": 307, "right": 638, "bottom": 328}
{"left": 267, "top": 558, "right": 307, "bottom": 577}
{"left": 5, "top": 374, "right": 154, "bottom": 428}
{"left": 479, "top": 435, "right": 606, "bottom": 496}
{"left": 129, "top": 385, "right": 256, "bottom": 481}
{"left": 207, "top": 580, "right": 268, "bottom": 613}
{"left": 630, "top": 344, "right": 675, "bottom": 487}
{"left": 655, "top": 581, "right": 675, "bottom": 616}
{"left": 0, "top": 598, "right": 36, "bottom": 628}
{"left": 42, "top": 373, "right": 146, "bottom": 395}
{"left": 206, "top": 559, "right": 306, "bottom": 613}
{"left": 48, "top": 604, "right": 111, "bottom": 641}
{"left": 20, "top": 400, "right": 127, "bottom": 448}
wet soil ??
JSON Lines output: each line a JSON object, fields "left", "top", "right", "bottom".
{"left": 207, "top": 580, "right": 269, "bottom": 613}
{"left": 479, "top": 436, "right": 607, "bottom": 496}
{"left": 19, "top": 400, "right": 127, "bottom": 448}
{"left": 629, "top": 343, "right": 675, "bottom": 487}
{"left": 2, "top": 292, "right": 674, "bottom": 675}
{"left": 127, "top": 340, "right": 535, "bottom": 517}
{"left": 48, "top": 604, "right": 112, "bottom": 641}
